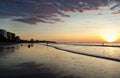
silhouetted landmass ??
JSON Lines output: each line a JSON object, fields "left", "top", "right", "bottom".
{"left": 24, "top": 40, "right": 57, "bottom": 44}
{"left": 0, "top": 29, "right": 20, "bottom": 42}
{"left": 39, "top": 40, "right": 56, "bottom": 43}
{"left": 0, "top": 35, "right": 7, "bottom": 42}
{"left": 0, "top": 29, "right": 57, "bottom": 46}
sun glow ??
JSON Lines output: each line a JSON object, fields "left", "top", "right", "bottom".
{"left": 103, "top": 33, "right": 118, "bottom": 42}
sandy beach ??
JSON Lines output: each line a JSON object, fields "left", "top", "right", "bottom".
{"left": 0, "top": 42, "right": 19, "bottom": 46}
{"left": 0, "top": 43, "right": 120, "bottom": 78}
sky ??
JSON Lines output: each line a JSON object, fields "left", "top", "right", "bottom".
{"left": 1, "top": 0, "right": 120, "bottom": 42}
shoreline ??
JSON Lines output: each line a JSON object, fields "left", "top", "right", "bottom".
{"left": 73, "top": 44, "right": 120, "bottom": 47}
{"left": 48, "top": 45, "right": 120, "bottom": 62}
{"left": 0, "top": 44, "right": 120, "bottom": 78}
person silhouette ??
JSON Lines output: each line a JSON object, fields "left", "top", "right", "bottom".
{"left": 28, "top": 45, "right": 31, "bottom": 48}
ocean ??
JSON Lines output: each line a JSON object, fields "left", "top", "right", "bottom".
{"left": 48, "top": 42, "right": 120, "bottom": 62}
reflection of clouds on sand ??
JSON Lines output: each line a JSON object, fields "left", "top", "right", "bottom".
{"left": 0, "top": 44, "right": 120, "bottom": 78}
{"left": 16, "top": 62, "right": 44, "bottom": 69}
{"left": 0, "top": 61, "right": 58, "bottom": 78}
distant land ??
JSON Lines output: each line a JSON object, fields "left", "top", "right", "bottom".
{"left": 0, "top": 29, "right": 57, "bottom": 44}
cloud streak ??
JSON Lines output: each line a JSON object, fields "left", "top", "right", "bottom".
{"left": 0, "top": 0, "right": 120, "bottom": 24}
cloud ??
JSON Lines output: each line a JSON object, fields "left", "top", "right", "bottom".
{"left": 0, "top": 0, "right": 120, "bottom": 24}
{"left": 110, "top": 4, "right": 120, "bottom": 10}
{"left": 112, "top": 11, "right": 120, "bottom": 14}
{"left": 13, "top": 18, "right": 47, "bottom": 24}
{"left": 96, "top": 13, "right": 104, "bottom": 15}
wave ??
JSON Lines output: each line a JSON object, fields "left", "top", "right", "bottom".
{"left": 47, "top": 44, "right": 120, "bottom": 62}
{"left": 61, "top": 42, "right": 120, "bottom": 47}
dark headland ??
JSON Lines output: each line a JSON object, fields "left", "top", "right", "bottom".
{"left": 0, "top": 29, "right": 56, "bottom": 46}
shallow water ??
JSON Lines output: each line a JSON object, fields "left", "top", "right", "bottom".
{"left": 48, "top": 43, "right": 120, "bottom": 61}
{"left": 0, "top": 43, "right": 120, "bottom": 78}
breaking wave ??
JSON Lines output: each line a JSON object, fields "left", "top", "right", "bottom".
{"left": 47, "top": 43, "right": 120, "bottom": 62}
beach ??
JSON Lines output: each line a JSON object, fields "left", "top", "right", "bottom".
{"left": 1, "top": 0, "right": 120, "bottom": 78}
{"left": 0, "top": 42, "right": 19, "bottom": 46}
{"left": 0, "top": 43, "right": 120, "bottom": 78}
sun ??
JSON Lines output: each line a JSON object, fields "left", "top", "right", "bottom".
{"left": 103, "top": 33, "right": 118, "bottom": 42}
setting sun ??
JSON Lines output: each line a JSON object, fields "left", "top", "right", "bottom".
{"left": 103, "top": 33, "right": 118, "bottom": 42}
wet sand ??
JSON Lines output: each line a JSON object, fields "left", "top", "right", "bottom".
{"left": 0, "top": 44, "right": 120, "bottom": 78}
{"left": 48, "top": 44, "right": 120, "bottom": 62}
{"left": 0, "top": 62, "right": 57, "bottom": 78}
{"left": 0, "top": 42, "right": 19, "bottom": 46}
